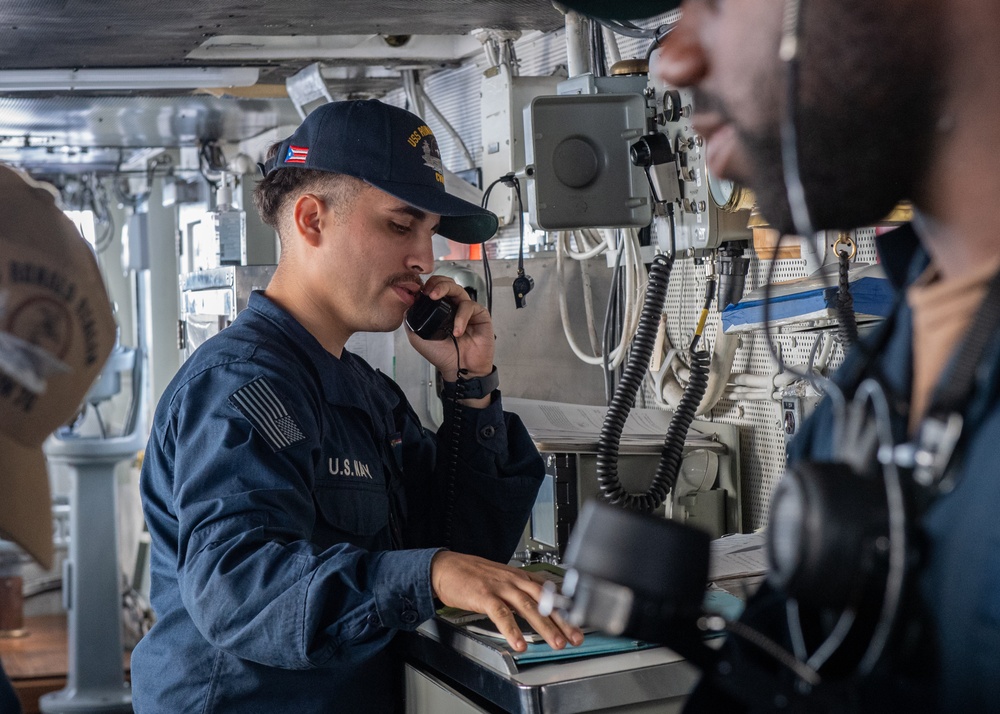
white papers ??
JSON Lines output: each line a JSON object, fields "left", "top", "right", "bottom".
{"left": 503, "top": 397, "right": 723, "bottom": 453}
{"left": 709, "top": 531, "right": 768, "bottom": 581}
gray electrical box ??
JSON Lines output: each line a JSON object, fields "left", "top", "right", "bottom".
{"left": 523, "top": 93, "right": 651, "bottom": 230}
{"left": 556, "top": 72, "right": 649, "bottom": 97}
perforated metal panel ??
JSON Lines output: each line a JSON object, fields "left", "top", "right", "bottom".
{"left": 654, "top": 227, "right": 884, "bottom": 529}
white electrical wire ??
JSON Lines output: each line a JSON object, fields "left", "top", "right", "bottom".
{"left": 567, "top": 233, "right": 611, "bottom": 261}
{"left": 554, "top": 229, "right": 604, "bottom": 352}
{"left": 648, "top": 292, "right": 837, "bottom": 411}
{"left": 560, "top": 228, "right": 610, "bottom": 260}
{"left": 650, "top": 313, "right": 738, "bottom": 416}
{"left": 617, "top": 229, "right": 643, "bottom": 349}
{"left": 731, "top": 370, "right": 800, "bottom": 390}
{"left": 815, "top": 331, "right": 834, "bottom": 371}
{"left": 720, "top": 332, "right": 838, "bottom": 402}
{"left": 557, "top": 231, "right": 608, "bottom": 365}
{"left": 556, "top": 228, "right": 647, "bottom": 368}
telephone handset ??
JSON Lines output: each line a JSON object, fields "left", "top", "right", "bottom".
{"left": 405, "top": 293, "right": 455, "bottom": 341}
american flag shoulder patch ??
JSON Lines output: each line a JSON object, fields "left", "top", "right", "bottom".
{"left": 229, "top": 376, "right": 306, "bottom": 452}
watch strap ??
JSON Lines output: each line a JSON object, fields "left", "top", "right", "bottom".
{"left": 441, "top": 366, "right": 500, "bottom": 400}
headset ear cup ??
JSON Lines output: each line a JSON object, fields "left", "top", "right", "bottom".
{"left": 561, "top": 501, "right": 710, "bottom": 638}
{"left": 767, "top": 463, "right": 890, "bottom": 612}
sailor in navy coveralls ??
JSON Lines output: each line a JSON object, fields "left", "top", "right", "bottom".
{"left": 132, "top": 100, "right": 583, "bottom": 713}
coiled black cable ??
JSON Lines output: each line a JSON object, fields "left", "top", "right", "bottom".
{"left": 650, "top": 348, "right": 709, "bottom": 508}
{"left": 836, "top": 249, "right": 858, "bottom": 348}
{"left": 597, "top": 256, "right": 715, "bottom": 513}
{"left": 443, "top": 336, "right": 467, "bottom": 548}
{"left": 651, "top": 277, "right": 716, "bottom": 506}
{"left": 596, "top": 254, "right": 673, "bottom": 511}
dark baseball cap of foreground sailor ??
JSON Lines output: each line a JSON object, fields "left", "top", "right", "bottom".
{"left": 263, "top": 99, "right": 499, "bottom": 244}
{"left": 0, "top": 165, "right": 116, "bottom": 569}
{"left": 557, "top": 0, "right": 680, "bottom": 21}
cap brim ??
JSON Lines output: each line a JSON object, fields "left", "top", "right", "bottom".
{"left": 366, "top": 179, "right": 499, "bottom": 245}
{"left": 559, "top": 0, "right": 680, "bottom": 21}
{"left": 0, "top": 431, "right": 54, "bottom": 569}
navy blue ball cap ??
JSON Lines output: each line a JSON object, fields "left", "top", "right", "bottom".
{"left": 264, "top": 99, "right": 498, "bottom": 244}
{"left": 558, "top": 0, "right": 680, "bottom": 21}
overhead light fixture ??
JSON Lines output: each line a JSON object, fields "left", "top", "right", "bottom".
{"left": 0, "top": 67, "right": 260, "bottom": 92}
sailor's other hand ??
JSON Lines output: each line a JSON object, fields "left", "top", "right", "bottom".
{"left": 430, "top": 551, "right": 585, "bottom": 652}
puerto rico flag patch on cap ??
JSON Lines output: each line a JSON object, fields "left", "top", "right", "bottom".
{"left": 285, "top": 145, "right": 309, "bottom": 164}
{"left": 229, "top": 376, "right": 306, "bottom": 452}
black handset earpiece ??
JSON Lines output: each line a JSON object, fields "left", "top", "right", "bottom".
{"left": 405, "top": 293, "right": 455, "bottom": 341}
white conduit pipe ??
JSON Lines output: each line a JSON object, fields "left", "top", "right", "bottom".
{"left": 601, "top": 25, "right": 622, "bottom": 66}
{"left": 414, "top": 82, "right": 475, "bottom": 170}
{"left": 402, "top": 71, "right": 424, "bottom": 118}
{"left": 579, "top": 255, "right": 601, "bottom": 355}
{"left": 564, "top": 11, "right": 590, "bottom": 78}
{"left": 482, "top": 39, "right": 500, "bottom": 69}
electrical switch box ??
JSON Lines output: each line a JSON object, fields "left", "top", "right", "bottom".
{"left": 523, "top": 92, "right": 651, "bottom": 230}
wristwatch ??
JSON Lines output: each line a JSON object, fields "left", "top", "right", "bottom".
{"left": 441, "top": 366, "right": 500, "bottom": 400}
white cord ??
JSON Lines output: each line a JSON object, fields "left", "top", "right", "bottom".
{"left": 481, "top": 38, "right": 500, "bottom": 69}
{"left": 557, "top": 232, "right": 611, "bottom": 365}
{"left": 556, "top": 229, "right": 647, "bottom": 368}
{"left": 786, "top": 599, "right": 809, "bottom": 663}
{"left": 807, "top": 607, "right": 857, "bottom": 671}
{"left": 723, "top": 387, "right": 774, "bottom": 400}
{"left": 650, "top": 313, "right": 739, "bottom": 415}
{"left": 720, "top": 330, "right": 834, "bottom": 403}
{"left": 563, "top": 229, "right": 611, "bottom": 260}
